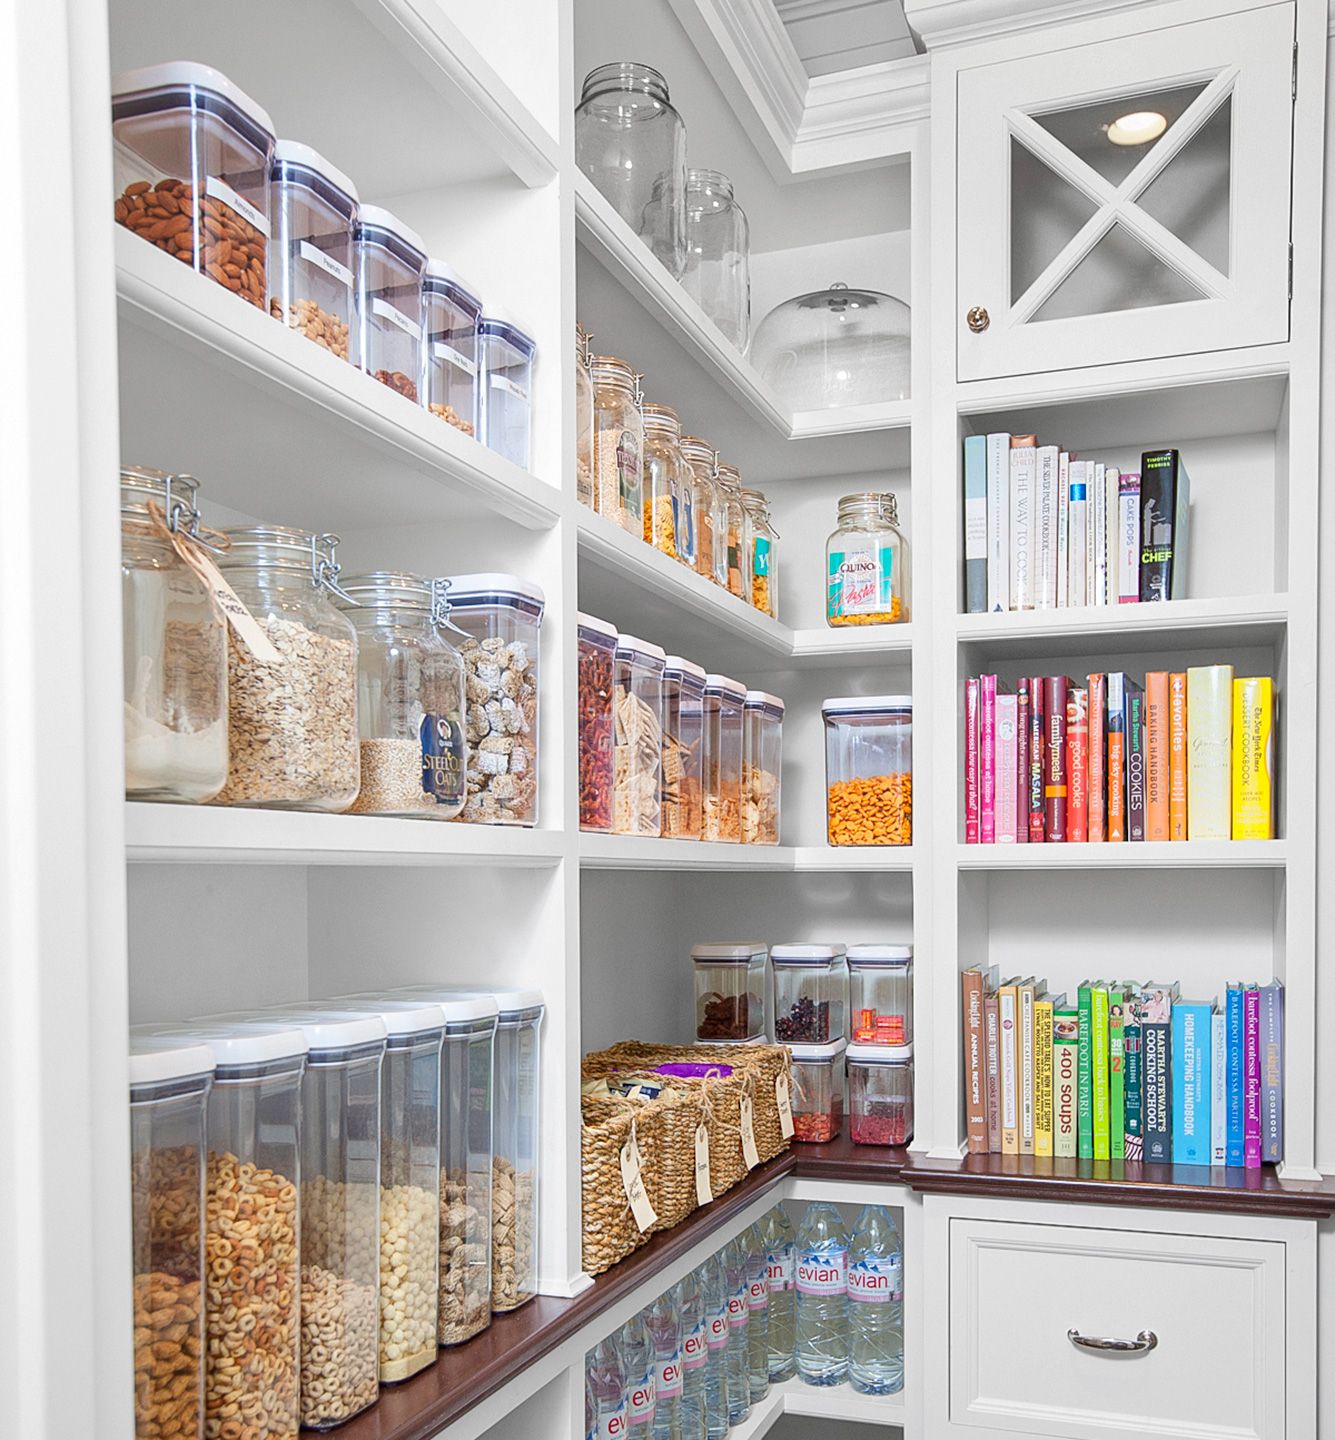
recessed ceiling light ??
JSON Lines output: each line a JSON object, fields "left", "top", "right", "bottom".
{"left": 1107, "top": 110, "right": 1168, "bottom": 146}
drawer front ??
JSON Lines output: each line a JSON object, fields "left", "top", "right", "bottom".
{"left": 949, "top": 1217, "right": 1286, "bottom": 1439}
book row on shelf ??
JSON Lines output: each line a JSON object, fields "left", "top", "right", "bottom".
{"left": 964, "top": 665, "right": 1275, "bottom": 844}
{"left": 961, "top": 972, "right": 1285, "bottom": 1168}
{"left": 963, "top": 436, "right": 1189, "bottom": 615}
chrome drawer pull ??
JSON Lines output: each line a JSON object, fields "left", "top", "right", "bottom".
{"left": 1068, "top": 1328, "right": 1158, "bottom": 1354}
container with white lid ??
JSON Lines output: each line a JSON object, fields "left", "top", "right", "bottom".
{"left": 702, "top": 675, "right": 745, "bottom": 843}
{"left": 128, "top": 1035, "right": 215, "bottom": 1440}
{"left": 578, "top": 613, "right": 619, "bottom": 833}
{"left": 692, "top": 942, "right": 767, "bottom": 1042}
{"left": 822, "top": 694, "right": 912, "bottom": 846}
{"left": 847, "top": 944, "right": 913, "bottom": 1045}
{"left": 353, "top": 203, "right": 427, "bottom": 403}
{"left": 444, "top": 575, "right": 545, "bottom": 826}
{"left": 478, "top": 311, "right": 537, "bottom": 469}
{"left": 423, "top": 258, "right": 483, "bottom": 437}
{"left": 662, "top": 656, "right": 707, "bottom": 840}
{"left": 771, "top": 944, "right": 848, "bottom": 1044}
{"left": 786, "top": 1039, "right": 846, "bottom": 1144}
{"left": 112, "top": 63, "right": 275, "bottom": 309}
{"left": 847, "top": 1042, "right": 913, "bottom": 1147}
{"left": 742, "top": 690, "right": 784, "bottom": 846}
{"left": 269, "top": 139, "right": 358, "bottom": 361}
{"left": 613, "top": 634, "right": 667, "bottom": 837}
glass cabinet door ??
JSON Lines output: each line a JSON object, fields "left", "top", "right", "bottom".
{"left": 955, "top": 2, "right": 1295, "bottom": 382}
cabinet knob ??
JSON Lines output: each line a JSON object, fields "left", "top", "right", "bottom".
{"left": 966, "top": 306, "right": 990, "bottom": 333}
{"left": 1067, "top": 1328, "right": 1158, "bottom": 1355}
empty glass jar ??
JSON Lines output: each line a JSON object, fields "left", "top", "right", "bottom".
{"left": 682, "top": 168, "right": 750, "bottom": 351}
{"left": 591, "top": 355, "right": 644, "bottom": 535}
{"left": 479, "top": 314, "right": 537, "bottom": 470}
{"left": 662, "top": 656, "right": 706, "bottom": 841}
{"left": 702, "top": 675, "right": 745, "bottom": 842}
{"left": 826, "top": 492, "right": 907, "bottom": 626}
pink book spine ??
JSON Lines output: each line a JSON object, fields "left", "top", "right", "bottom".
{"left": 980, "top": 674, "right": 998, "bottom": 844}
{"left": 1028, "top": 677, "right": 1046, "bottom": 844}
{"left": 1244, "top": 986, "right": 1262, "bottom": 1168}
{"left": 995, "top": 695, "right": 1019, "bottom": 843}
{"left": 1087, "top": 674, "right": 1106, "bottom": 843}
{"left": 965, "top": 679, "right": 981, "bottom": 844}
{"left": 1016, "top": 681, "right": 1030, "bottom": 844}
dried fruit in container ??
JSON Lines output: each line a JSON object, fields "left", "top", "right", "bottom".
{"left": 772, "top": 945, "right": 847, "bottom": 1044}
{"left": 848, "top": 1043, "right": 914, "bottom": 1147}
{"left": 787, "top": 1039, "right": 846, "bottom": 1144}
{"left": 692, "top": 943, "right": 767, "bottom": 1042}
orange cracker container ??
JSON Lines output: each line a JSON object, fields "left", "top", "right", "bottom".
{"left": 821, "top": 695, "right": 912, "bottom": 847}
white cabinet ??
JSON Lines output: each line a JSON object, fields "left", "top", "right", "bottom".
{"left": 953, "top": 0, "right": 1297, "bottom": 382}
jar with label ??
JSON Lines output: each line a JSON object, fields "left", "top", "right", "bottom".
{"left": 741, "top": 690, "right": 783, "bottom": 845}
{"left": 613, "top": 633, "right": 666, "bottom": 836}
{"left": 591, "top": 355, "right": 644, "bottom": 535}
{"left": 822, "top": 695, "right": 912, "bottom": 846}
{"left": 680, "top": 437, "right": 720, "bottom": 584}
{"left": 641, "top": 402, "right": 688, "bottom": 562}
{"left": 742, "top": 489, "right": 778, "bottom": 618}
{"left": 353, "top": 204, "right": 426, "bottom": 402}
{"left": 268, "top": 140, "right": 357, "bottom": 360}
{"left": 336, "top": 573, "right": 467, "bottom": 819}
{"left": 713, "top": 462, "right": 748, "bottom": 599}
{"left": 214, "top": 527, "right": 360, "bottom": 811}
{"left": 121, "top": 466, "right": 229, "bottom": 803}
{"left": 478, "top": 313, "right": 537, "bottom": 470}
{"left": 576, "top": 325, "right": 595, "bottom": 509}
{"left": 702, "top": 674, "right": 745, "bottom": 842}
{"left": 423, "top": 258, "right": 482, "bottom": 436}
{"left": 112, "top": 63, "right": 275, "bottom": 309}
{"left": 847, "top": 944, "right": 913, "bottom": 1045}
{"left": 826, "top": 492, "right": 907, "bottom": 626}
{"left": 692, "top": 943, "right": 767, "bottom": 1042}
{"left": 787, "top": 1040, "right": 845, "bottom": 1143}
{"left": 578, "top": 613, "right": 618, "bottom": 832}
{"left": 771, "top": 944, "right": 848, "bottom": 1043}
{"left": 848, "top": 1044, "right": 914, "bottom": 1146}
{"left": 662, "top": 656, "right": 706, "bottom": 840}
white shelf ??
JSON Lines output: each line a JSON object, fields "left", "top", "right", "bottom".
{"left": 579, "top": 836, "right": 914, "bottom": 872}
{"left": 791, "top": 624, "right": 915, "bottom": 664}
{"left": 957, "top": 840, "right": 1288, "bottom": 871}
{"left": 790, "top": 400, "right": 913, "bottom": 439}
{"left": 794, "top": 845, "right": 915, "bottom": 872}
{"left": 727, "top": 1377, "right": 907, "bottom": 1438}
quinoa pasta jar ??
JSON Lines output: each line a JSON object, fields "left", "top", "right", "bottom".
{"left": 353, "top": 205, "right": 426, "bottom": 403}
{"left": 822, "top": 695, "right": 912, "bottom": 846}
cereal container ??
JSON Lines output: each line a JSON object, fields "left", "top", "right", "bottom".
{"left": 712, "top": 462, "right": 748, "bottom": 600}
{"left": 120, "top": 466, "right": 229, "bottom": 804}
{"left": 352, "top": 204, "right": 426, "bottom": 402}
{"left": 112, "top": 63, "right": 274, "bottom": 308}
{"left": 214, "top": 527, "right": 360, "bottom": 811}
{"left": 822, "top": 695, "right": 912, "bottom": 846}
{"left": 128, "top": 1034, "right": 214, "bottom": 1440}
{"left": 578, "top": 613, "right": 618, "bottom": 832}
{"left": 742, "top": 490, "right": 778, "bottom": 618}
{"left": 692, "top": 943, "right": 767, "bottom": 1042}
{"left": 641, "top": 402, "right": 688, "bottom": 561}
{"left": 741, "top": 691, "right": 783, "bottom": 845}
{"left": 787, "top": 1040, "right": 845, "bottom": 1144}
{"left": 613, "top": 634, "right": 666, "bottom": 837}
{"left": 445, "top": 574, "right": 544, "bottom": 826}
{"left": 268, "top": 140, "right": 357, "bottom": 360}
{"left": 423, "top": 259, "right": 483, "bottom": 436}
{"left": 847, "top": 944, "right": 913, "bottom": 1045}
{"left": 702, "top": 675, "right": 745, "bottom": 843}
{"left": 479, "top": 314, "right": 537, "bottom": 470}
{"left": 590, "top": 355, "right": 644, "bottom": 534}
{"left": 847, "top": 1043, "right": 914, "bottom": 1147}
{"left": 662, "top": 656, "right": 706, "bottom": 840}
{"left": 771, "top": 944, "right": 848, "bottom": 1044}
{"left": 680, "top": 437, "right": 720, "bottom": 584}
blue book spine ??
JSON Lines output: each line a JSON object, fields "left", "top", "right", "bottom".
{"left": 1226, "top": 984, "right": 1245, "bottom": 1166}
{"left": 1260, "top": 981, "right": 1284, "bottom": 1164}
{"left": 1171, "top": 1002, "right": 1212, "bottom": 1165}
{"left": 1142, "top": 1023, "right": 1172, "bottom": 1162}
{"left": 964, "top": 435, "right": 988, "bottom": 614}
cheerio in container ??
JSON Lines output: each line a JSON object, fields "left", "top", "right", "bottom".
{"left": 353, "top": 204, "right": 427, "bottom": 402}
{"left": 822, "top": 695, "right": 912, "bottom": 846}
{"left": 423, "top": 258, "right": 483, "bottom": 436}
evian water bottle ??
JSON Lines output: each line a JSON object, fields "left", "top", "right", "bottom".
{"left": 587, "top": 1333, "right": 628, "bottom": 1439}
{"left": 621, "top": 1313, "right": 657, "bottom": 1437}
{"left": 700, "top": 1254, "right": 730, "bottom": 1438}
{"left": 644, "top": 1290, "right": 684, "bottom": 1440}
{"left": 743, "top": 1223, "right": 770, "bottom": 1403}
{"left": 674, "top": 1271, "right": 708, "bottom": 1440}
{"left": 759, "top": 1206, "right": 796, "bottom": 1381}
{"left": 847, "top": 1204, "right": 904, "bottom": 1395}
{"left": 794, "top": 1201, "right": 849, "bottom": 1386}
{"left": 721, "top": 1239, "right": 751, "bottom": 1424}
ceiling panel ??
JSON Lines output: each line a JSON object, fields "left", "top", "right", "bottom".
{"left": 773, "top": 0, "right": 919, "bottom": 77}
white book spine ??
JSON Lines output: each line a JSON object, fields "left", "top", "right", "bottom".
{"left": 1210, "top": 1009, "right": 1227, "bottom": 1166}
{"left": 1104, "top": 467, "right": 1120, "bottom": 607}
{"left": 986, "top": 433, "right": 1011, "bottom": 613}
{"left": 1091, "top": 463, "right": 1107, "bottom": 605}
{"left": 1118, "top": 476, "right": 1141, "bottom": 604}
{"left": 999, "top": 988, "right": 1018, "bottom": 1134}
{"left": 1010, "top": 442, "right": 1036, "bottom": 610}
{"left": 1056, "top": 451, "right": 1070, "bottom": 609}
{"left": 1035, "top": 445, "right": 1060, "bottom": 609}
{"left": 1068, "top": 462, "right": 1088, "bottom": 607}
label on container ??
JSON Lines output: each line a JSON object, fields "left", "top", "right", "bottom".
{"left": 420, "top": 713, "right": 466, "bottom": 805}
{"left": 796, "top": 1248, "right": 847, "bottom": 1296}
{"left": 828, "top": 542, "right": 895, "bottom": 618}
{"left": 707, "top": 1309, "right": 729, "bottom": 1352}
{"left": 775, "top": 1072, "right": 795, "bottom": 1139}
{"left": 748, "top": 1276, "right": 769, "bottom": 1311}
{"left": 297, "top": 239, "right": 352, "bottom": 288}
{"left": 620, "top": 1137, "right": 658, "bottom": 1233}
{"left": 694, "top": 1123, "right": 713, "bottom": 1206}
{"left": 599, "top": 1405, "right": 626, "bottom": 1439}
{"left": 205, "top": 175, "right": 270, "bottom": 236}
{"left": 616, "top": 431, "right": 642, "bottom": 513}
{"left": 848, "top": 1253, "right": 902, "bottom": 1303}
{"left": 626, "top": 1374, "right": 655, "bottom": 1420}
{"left": 682, "top": 1325, "right": 707, "bottom": 1370}
{"left": 740, "top": 1094, "right": 761, "bottom": 1170}
{"left": 753, "top": 536, "right": 772, "bottom": 577}
{"left": 432, "top": 340, "right": 478, "bottom": 377}
{"left": 655, "top": 1356, "right": 683, "bottom": 1400}
{"left": 765, "top": 1247, "right": 795, "bottom": 1290}
{"left": 727, "top": 1293, "right": 748, "bottom": 1329}
{"left": 372, "top": 296, "right": 423, "bottom": 340}
{"left": 490, "top": 372, "right": 529, "bottom": 402}
{"left": 964, "top": 495, "right": 987, "bottom": 560}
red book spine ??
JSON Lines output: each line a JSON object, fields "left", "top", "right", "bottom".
{"left": 965, "top": 678, "right": 980, "bottom": 844}
{"left": 1044, "top": 676, "right": 1071, "bottom": 841}
{"left": 1087, "top": 674, "right": 1106, "bottom": 843}
{"left": 1016, "top": 680, "right": 1030, "bottom": 844}
{"left": 1028, "top": 675, "right": 1046, "bottom": 843}
{"left": 1066, "top": 688, "right": 1089, "bottom": 842}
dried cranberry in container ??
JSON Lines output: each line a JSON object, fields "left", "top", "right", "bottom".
{"left": 352, "top": 204, "right": 426, "bottom": 402}
{"left": 692, "top": 942, "right": 767, "bottom": 1042}
{"left": 848, "top": 1043, "right": 914, "bottom": 1147}
{"left": 787, "top": 1039, "right": 845, "bottom": 1144}
{"left": 847, "top": 943, "right": 913, "bottom": 1044}
{"left": 770, "top": 944, "right": 847, "bottom": 1044}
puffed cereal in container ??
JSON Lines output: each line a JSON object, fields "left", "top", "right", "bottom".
{"left": 423, "top": 258, "right": 483, "bottom": 436}
{"left": 578, "top": 613, "right": 618, "bottom": 833}
{"left": 847, "top": 944, "right": 913, "bottom": 1045}
{"left": 702, "top": 674, "right": 745, "bottom": 843}
{"left": 613, "top": 634, "right": 666, "bottom": 836}
{"left": 445, "top": 574, "right": 544, "bottom": 826}
{"left": 268, "top": 140, "right": 357, "bottom": 360}
{"left": 353, "top": 204, "right": 426, "bottom": 403}
{"left": 741, "top": 690, "right": 783, "bottom": 845}
{"left": 771, "top": 944, "right": 848, "bottom": 1045}
{"left": 693, "top": 943, "right": 768, "bottom": 1042}
{"left": 662, "top": 656, "right": 706, "bottom": 840}
{"left": 479, "top": 312, "right": 537, "bottom": 470}
{"left": 848, "top": 1043, "right": 914, "bottom": 1147}
{"left": 112, "top": 63, "right": 275, "bottom": 309}
{"left": 786, "top": 1040, "right": 845, "bottom": 1144}
{"left": 127, "top": 1034, "right": 214, "bottom": 1440}
{"left": 821, "top": 695, "right": 912, "bottom": 846}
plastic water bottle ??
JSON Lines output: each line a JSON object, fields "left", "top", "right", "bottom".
{"left": 759, "top": 1207, "right": 796, "bottom": 1382}
{"left": 674, "top": 1272, "right": 708, "bottom": 1440}
{"left": 721, "top": 1239, "right": 751, "bottom": 1424}
{"left": 700, "top": 1255, "right": 731, "bottom": 1438}
{"left": 586, "top": 1368, "right": 598, "bottom": 1440}
{"left": 644, "top": 1290, "right": 684, "bottom": 1440}
{"left": 587, "top": 1334, "right": 628, "bottom": 1439}
{"left": 795, "top": 1201, "right": 849, "bottom": 1386}
{"left": 621, "top": 1312, "right": 657, "bottom": 1438}
{"left": 847, "top": 1204, "right": 905, "bottom": 1395}
{"left": 742, "top": 1224, "right": 771, "bottom": 1403}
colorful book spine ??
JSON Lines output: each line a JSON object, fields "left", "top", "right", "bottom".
{"left": 985, "top": 993, "right": 1001, "bottom": 1153}
{"left": 979, "top": 674, "right": 998, "bottom": 844}
{"left": 1141, "top": 984, "right": 1176, "bottom": 1163}
{"left": 964, "top": 678, "right": 980, "bottom": 845}
{"left": 1016, "top": 681, "right": 1030, "bottom": 845}
{"left": 1123, "top": 998, "right": 1143, "bottom": 1160}
{"left": 1171, "top": 1001, "right": 1212, "bottom": 1166}
{"left": 1210, "top": 1009, "right": 1227, "bottom": 1166}
{"left": 1019, "top": 978, "right": 1037, "bottom": 1155}
{"left": 999, "top": 981, "right": 1020, "bottom": 1155}
{"left": 1243, "top": 986, "right": 1261, "bottom": 1169}
{"left": 1091, "top": 984, "right": 1110, "bottom": 1160}
{"left": 1056, "top": 452, "right": 1071, "bottom": 608}
{"left": 1066, "top": 688, "right": 1089, "bottom": 843}
{"left": 1087, "top": 674, "right": 1107, "bottom": 843}
{"left": 1125, "top": 681, "right": 1147, "bottom": 842}
{"left": 1169, "top": 672, "right": 1188, "bottom": 841}
{"left": 1034, "top": 995, "right": 1055, "bottom": 1157}
{"left": 1076, "top": 983, "right": 1093, "bottom": 1159}
{"left": 995, "top": 695, "right": 1019, "bottom": 844}
{"left": 1139, "top": 448, "right": 1190, "bottom": 602}
{"left": 1106, "top": 672, "right": 1127, "bottom": 842}
{"left": 1044, "top": 675, "right": 1071, "bottom": 841}
{"left": 963, "top": 435, "right": 988, "bottom": 614}
{"left": 1108, "top": 991, "right": 1125, "bottom": 1160}
{"left": 986, "top": 433, "right": 1011, "bottom": 613}
{"left": 1068, "top": 462, "right": 1088, "bottom": 606}
{"left": 1231, "top": 677, "right": 1274, "bottom": 840}
{"left": 1035, "top": 445, "right": 1060, "bottom": 609}
{"left": 1260, "top": 980, "right": 1284, "bottom": 1164}
{"left": 963, "top": 968, "right": 988, "bottom": 1153}
{"left": 1145, "top": 671, "right": 1170, "bottom": 842}
{"left": 1226, "top": 983, "right": 1245, "bottom": 1166}
{"left": 1053, "top": 1006, "right": 1079, "bottom": 1158}
{"left": 1010, "top": 436, "right": 1037, "bottom": 611}
{"left": 1117, "top": 472, "right": 1141, "bottom": 603}
{"left": 1028, "top": 677, "right": 1046, "bottom": 843}
{"left": 1187, "top": 665, "right": 1234, "bottom": 840}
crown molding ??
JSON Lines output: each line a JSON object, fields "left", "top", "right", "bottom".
{"left": 902, "top": 0, "right": 1156, "bottom": 50}
{"left": 793, "top": 55, "right": 929, "bottom": 170}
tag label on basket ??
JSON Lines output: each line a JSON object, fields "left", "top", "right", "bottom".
{"left": 170, "top": 537, "right": 281, "bottom": 664}
{"left": 775, "top": 1071, "right": 795, "bottom": 1140}
{"left": 740, "top": 1094, "right": 761, "bottom": 1170}
{"left": 620, "top": 1137, "right": 657, "bottom": 1233}
{"left": 694, "top": 1122, "right": 713, "bottom": 1206}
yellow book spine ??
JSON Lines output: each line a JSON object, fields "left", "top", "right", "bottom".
{"left": 1231, "top": 678, "right": 1274, "bottom": 839}
{"left": 1034, "top": 1000, "right": 1054, "bottom": 1156}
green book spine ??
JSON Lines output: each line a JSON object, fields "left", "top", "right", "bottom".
{"left": 1109, "top": 990, "right": 1126, "bottom": 1160}
{"left": 1092, "top": 985, "right": 1110, "bottom": 1159}
{"left": 1077, "top": 983, "right": 1094, "bottom": 1159}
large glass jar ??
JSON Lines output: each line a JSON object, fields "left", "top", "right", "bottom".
{"left": 575, "top": 325, "right": 595, "bottom": 509}
{"left": 128, "top": 1036, "right": 214, "bottom": 1440}
{"left": 352, "top": 205, "right": 426, "bottom": 402}
{"left": 268, "top": 139, "right": 357, "bottom": 360}
{"left": 590, "top": 355, "right": 644, "bottom": 535}
{"left": 822, "top": 695, "right": 912, "bottom": 846}
{"left": 741, "top": 489, "right": 778, "bottom": 618}
{"left": 641, "top": 402, "right": 688, "bottom": 561}
{"left": 336, "top": 572, "right": 467, "bottom": 819}
{"left": 214, "top": 527, "right": 360, "bottom": 811}
{"left": 702, "top": 674, "right": 745, "bottom": 842}
{"left": 771, "top": 944, "right": 848, "bottom": 1043}
{"left": 680, "top": 437, "right": 720, "bottom": 584}
{"left": 692, "top": 943, "right": 767, "bottom": 1042}
{"left": 847, "top": 944, "right": 913, "bottom": 1045}
{"left": 826, "top": 492, "right": 907, "bottom": 626}
{"left": 741, "top": 690, "right": 783, "bottom": 846}
{"left": 662, "top": 656, "right": 706, "bottom": 841}
{"left": 112, "top": 63, "right": 275, "bottom": 309}
{"left": 121, "top": 466, "right": 229, "bottom": 803}
{"left": 479, "top": 314, "right": 537, "bottom": 470}
{"left": 713, "top": 463, "right": 748, "bottom": 600}
{"left": 613, "top": 633, "right": 666, "bottom": 837}
{"left": 682, "top": 168, "right": 750, "bottom": 351}
{"left": 575, "top": 63, "right": 687, "bottom": 276}
{"left": 423, "top": 258, "right": 482, "bottom": 436}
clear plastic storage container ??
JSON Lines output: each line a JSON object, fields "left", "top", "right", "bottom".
{"left": 479, "top": 314, "right": 537, "bottom": 470}
{"left": 613, "top": 634, "right": 666, "bottom": 836}
{"left": 662, "top": 656, "right": 706, "bottom": 841}
{"left": 112, "top": 63, "right": 275, "bottom": 309}
{"left": 702, "top": 675, "right": 745, "bottom": 843}
{"left": 741, "top": 691, "right": 783, "bottom": 846}
{"left": 787, "top": 1040, "right": 845, "bottom": 1144}
{"left": 353, "top": 204, "right": 426, "bottom": 402}
{"left": 847, "top": 945, "right": 913, "bottom": 1045}
{"left": 822, "top": 695, "right": 912, "bottom": 847}
{"left": 692, "top": 943, "right": 767, "bottom": 1042}
{"left": 423, "top": 259, "right": 482, "bottom": 436}
{"left": 128, "top": 1035, "right": 214, "bottom": 1440}
{"left": 578, "top": 613, "right": 618, "bottom": 833}
{"left": 445, "top": 574, "right": 544, "bottom": 826}
{"left": 771, "top": 944, "right": 848, "bottom": 1044}
{"left": 848, "top": 1043, "right": 914, "bottom": 1147}
{"left": 268, "top": 140, "right": 357, "bottom": 359}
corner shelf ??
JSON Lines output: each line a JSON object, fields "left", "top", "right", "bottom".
{"left": 578, "top": 836, "right": 914, "bottom": 873}
{"left": 956, "top": 840, "right": 1287, "bottom": 871}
